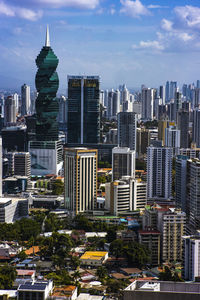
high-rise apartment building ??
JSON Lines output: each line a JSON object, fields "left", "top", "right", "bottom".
{"left": 141, "top": 88, "right": 155, "bottom": 120}
{"left": 4, "top": 96, "right": 16, "bottom": 126}
{"left": 187, "top": 159, "right": 200, "bottom": 234}
{"left": 147, "top": 147, "right": 173, "bottom": 199}
{"left": 132, "top": 179, "right": 147, "bottom": 210}
{"left": 169, "top": 81, "right": 177, "bottom": 100}
{"left": 21, "top": 84, "right": 31, "bottom": 116}
{"left": 177, "top": 110, "right": 189, "bottom": 148}
{"left": 0, "top": 138, "right": 2, "bottom": 197}
{"left": 159, "top": 85, "right": 165, "bottom": 105}
{"left": 136, "top": 128, "right": 150, "bottom": 157}
{"left": 112, "top": 147, "right": 135, "bottom": 181}
{"left": 165, "top": 127, "right": 180, "bottom": 153}
{"left": 67, "top": 75, "right": 100, "bottom": 144}
{"left": 192, "top": 109, "right": 200, "bottom": 148}
{"left": 182, "top": 234, "right": 200, "bottom": 281}
{"left": 64, "top": 148, "right": 97, "bottom": 215}
{"left": 158, "top": 208, "right": 186, "bottom": 262}
{"left": 175, "top": 155, "right": 187, "bottom": 212}
{"left": 118, "top": 112, "right": 137, "bottom": 151}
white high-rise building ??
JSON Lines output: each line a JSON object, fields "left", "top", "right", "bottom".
{"left": 141, "top": 88, "right": 155, "bottom": 120}
{"left": 165, "top": 127, "right": 180, "bottom": 151}
{"left": 118, "top": 112, "right": 137, "bottom": 151}
{"left": 132, "top": 179, "right": 147, "bottom": 210}
{"left": 159, "top": 85, "right": 166, "bottom": 105}
{"left": 64, "top": 148, "right": 97, "bottom": 215}
{"left": 147, "top": 146, "right": 173, "bottom": 199}
{"left": 112, "top": 147, "right": 135, "bottom": 181}
{"left": 21, "top": 84, "right": 31, "bottom": 116}
{"left": 183, "top": 234, "right": 200, "bottom": 281}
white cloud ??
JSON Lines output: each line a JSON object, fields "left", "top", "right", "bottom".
{"left": 161, "top": 19, "right": 173, "bottom": 31}
{"left": 174, "top": 5, "right": 200, "bottom": 29}
{"left": 148, "top": 5, "right": 168, "bottom": 9}
{"left": 27, "top": 0, "right": 100, "bottom": 10}
{"left": 110, "top": 8, "right": 116, "bottom": 15}
{"left": 0, "top": 1, "right": 42, "bottom": 20}
{"left": 120, "top": 0, "right": 150, "bottom": 18}
{"left": 0, "top": 1, "right": 15, "bottom": 16}
{"left": 132, "top": 40, "right": 164, "bottom": 51}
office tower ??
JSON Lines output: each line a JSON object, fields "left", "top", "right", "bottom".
{"left": 132, "top": 179, "right": 147, "bottom": 210}
{"left": 4, "top": 96, "right": 16, "bottom": 126}
{"left": 118, "top": 112, "right": 137, "bottom": 151}
{"left": 165, "top": 127, "right": 180, "bottom": 153}
{"left": 112, "top": 89, "right": 120, "bottom": 117}
{"left": 182, "top": 234, "right": 200, "bottom": 281}
{"left": 58, "top": 96, "right": 67, "bottom": 133}
{"left": 139, "top": 228, "right": 160, "bottom": 266}
{"left": 169, "top": 81, "right": 177, "bottom": 100}
{"left": 187, "top": 159, "right": 200, "bottom": 234}
{"left": 158, "top": 208, "right": 186, "bottom": 262}
{"left": 107, "top": 89, "right": 114, "bottom": 119}
{"left": 106, "top": 128, "right": 118, "bottom": 144}
{"left": 112, "top": 147, "right": 135, "bottom": 181}
{"left": 194, "top": 88, "right": 200, "bottom": 108}
{"left": 21, "top": 84, "right": 31, "bottom": 116}
{"left": 182, "top": 84, "right": 187, "bottom": 97}
{"left": 192, "top": 109, "right": 200, "bottom": 147}
{"left": 158, "top": 104, "right": 167, "bottom": 120}
{"left": 67, "top": 76, "right": 100, "bottom": 144}
{"left": 147, "top": 146, "right": 173, "bottom": 199}
{"left": 154, "top": 97, "right": 162, "bottom": 119}
{"left": 104, "top": 89, "right": 108, "bottom": 108}
{"left": 13, "top": 152, "right": 31, "bottom": 181}
{"left": 159, "top": 85, "right": 165, "bottom": 105}
{"left": 175, "top": 155, "right": 187, "bottom": 212}
{"left": 141, "top": 88, "right": 155, "bottom": 120}
{"left": 136, "top": 128, "right": 150, "bottom": 157}
{"left": 13, "top": 93, "right": 19, "bottom": 114}
{"left": 177, "top": 110, "right": 189, "bottom": 148}
{"left": 0, "top": 198, "right": 28, "bottom": 223}
{"left": 158, "top": 119, "right": 169, "bottom": 146}
{"left": 2, "top": 125, "right": 27, "bottom": 152}
{"left": 28, "top": 26, "right": 63, "bottom": 176}
{"left": 64, "top": 148, "right": 97, "bottom": 215}
{"left": 173, "top": 91, "right": 182, "bottom": 122}
{"left": 165, "top": 81, "right": 170, "bottom": 102}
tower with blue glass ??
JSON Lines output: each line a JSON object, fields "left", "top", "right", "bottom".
{"left": 29, "top": 27, "right": 63, "bottom": 176}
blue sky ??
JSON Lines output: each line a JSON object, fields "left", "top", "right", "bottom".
{"left": 1, "top": 0, "right": 200, "bottom": 92}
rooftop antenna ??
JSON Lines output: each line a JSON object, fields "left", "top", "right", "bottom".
{"left": 45, "top": 24, "right": 50, "bottom": 47}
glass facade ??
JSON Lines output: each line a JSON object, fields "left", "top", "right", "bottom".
{"left": 67, "top": 76, "right": 100, "bottom": 144}
{"left": 35, "top": 45, "right": 59, "bottom": 141}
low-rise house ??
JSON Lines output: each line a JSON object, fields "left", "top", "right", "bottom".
{"left": 18, "top": 280, "right": 53, "bottom": 300}
{"left": 49, "top": 286, "right": 77, "bottom": 300}
{"left": 80, "top": 251, "right": 108, "bottom": 267}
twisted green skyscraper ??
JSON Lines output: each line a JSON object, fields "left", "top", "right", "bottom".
{"left": 35, "top": 26, "right": 59, "bottom": 141}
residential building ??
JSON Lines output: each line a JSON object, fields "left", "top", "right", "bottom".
{"left": 147, "top": 147, "right": 173, "bottom": 200}
{"left": 175, "top": 155, "right": 188, "bottom": 212}
{"left": 165, "top": 126, "right": 180, "bottom": 154}
{"left": 112, "top": 147, "right": 135, "bottom": 181}
{"left": 4, "top": 96, "right": 16, "bottom": 126}
{"left": 182, "top": 234, "right": 200, "bottom": 281}
{"left": 141, "top": 88, "right": 155, "bottom": 120}
{"left": 177, "top": 110, "right": 189, "bottom": 148}
{"left": 64, "top": 148, "right": 97, "bottom": 215}
{"left": 118, "top": 112, "right": 137, "bottom": 151}
{"left": 67, "top": 75, "right": 100, "bottom": 144}
{"left": 158, "top": 208, "right": 186, "bottom": 262}
{"left": 132, "top": 179, "right": 147, "bottom": 210}
{"left": 124, "top": 280, "right": 200, "bottom": 300}
{"left": 192, "top": 109, "right": 200, "bottom": 147}
{"left": 136, "top": 128, "right": 150, "bottom": 157}
{"left": 0, "top": 198, "right": 28, "bottom": 223}
{"left": 139, "top": 228, "right": 161, "bottom": 266}
{"left": 18, "top": 280, "right": 53, "bottom": 300}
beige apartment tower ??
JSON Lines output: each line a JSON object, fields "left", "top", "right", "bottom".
{"left": 64, "top": 148, "right": 97, "bottom": 215}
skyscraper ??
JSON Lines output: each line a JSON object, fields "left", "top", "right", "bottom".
{"left": 141, "top": 88, "right": 155, "bottom": 120}
{"left": 147, "top": 146, "right": 173, "bottom": 199}
{"left": 28, "top": 26, "right": 63, "bottom": 176}
{"left": 183, "top": 234, "right": 200, "bottom": 281}
{"left": 67, "top": 76, "right": 100, "bottom": 144}
{"left": 21, "top": 84, "right": 31, "bottom": 116}
{"left": 159, "top": 85, "right": 165, "bottom": 105}
{"left": 64, "top": 148, "right": 97, "bottom": 215}
{"left": 192, "top": 109, "right": 200, "bottom": 148}
{"left": 118, "top": 112, "right": 137, "bottom": 151}
{"left": 112, "top": 147, "right": 135, "bottom": 181}
{"left": 177, "top": 110, "right": 189, "bottom": 148}
{"left": 165, "top": 126, "right": 180, "bottom": 153}
{"left": 4, "top": 96, "right": 16, "bottom": 126}
{"left": 175, "top": 155, "right": 187, "bottom": 212}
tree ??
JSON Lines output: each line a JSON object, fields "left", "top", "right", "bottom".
{"left": 110, "top": 239, "right": 124, "bottom": 259}
{"left": 159, "top": 266, "right": 183, "bottom": 282}
{"left": 46, "top": 270, "right": 73, "bottom": 286}
{"left": 52, "top": 180, "right": 64, "bottom": 195}
{"left": 96, "top": 266, "right": 108, "bottom": 280}
{"left": 18, "top": 251, "right": 28, "bottom": 261}
{"left": 0, "top": 265, "right": 17, "bottom": 289}
{"left": 106, "top": 228, "right": 117, "bottom": 243}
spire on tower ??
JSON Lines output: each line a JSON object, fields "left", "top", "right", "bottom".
{"left": 45, "top": 25, "right": 50, "bottom": 47}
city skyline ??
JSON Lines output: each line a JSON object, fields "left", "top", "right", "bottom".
{"left": 1, "top": 0, "right": 200, "bottom": 91}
